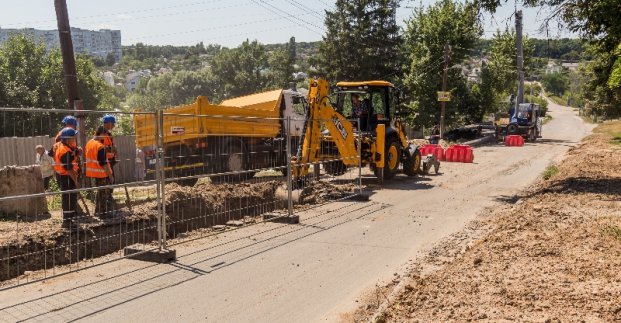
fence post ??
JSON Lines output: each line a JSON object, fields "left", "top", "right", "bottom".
{"left": 286, "top": 116, "right": 293, "bottom": 217}
{"left": 358, "top": 117, "right": 362, "bottom": 196}
{"left": 154, "top": 111, "right": 163, "bottom": 251}
{"left": 159, "top": 110, "right": 168, "bottom": 249}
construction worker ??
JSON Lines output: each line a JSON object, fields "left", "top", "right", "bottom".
{"left": 54, "top": 116, "right": 78, "bottom": 142}
{"left": 101, "top": 115, "right": 117, "bottom": 169}
{"left": 85, "top": 127, "right": 115, "bottom": 218}
{"left": 54, "top": 127, "right": 80, "bottom": 229}
{"left": 101, "top": 115, "right": 118, "bottom": 209}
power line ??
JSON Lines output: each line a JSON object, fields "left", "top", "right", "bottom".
{"left": 125, "top": 13, "right": 318, "bottom": 42}
{"left": 2, "top": 0, "right": 231, "bottom": 27}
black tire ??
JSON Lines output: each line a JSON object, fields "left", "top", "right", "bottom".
{"left": 374, "top": 139, "right": 400, "bottom": 180}
{"left": 324, "top": 160, "right": 347, "bottom": 176}
{"left": 403, "top": 148, "right": 422, "bottom": 177}
{"left": 211, "top": 141, "right": 252, "bottom": 184}
{"left": 507, "top": 123, "right": 519, "bottom": 135}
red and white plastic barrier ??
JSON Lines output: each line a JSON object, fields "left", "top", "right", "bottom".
{"left": 505, "top": 135, "right": 524, "bottom": 147}
{"left": 444, "top": 145, "right": 474, "bottom": 163}
{"left": 419, "top": 144, "right": 445, "bottom": 161}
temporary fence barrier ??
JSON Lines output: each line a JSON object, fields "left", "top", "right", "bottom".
{"left": 444, "top": 145, "right": 474, "bottom": 163}
{"left": 0, "top": 108, "right": 364, "bottom": 288}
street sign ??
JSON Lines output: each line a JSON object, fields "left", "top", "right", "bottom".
{"left": 437, "top": 91, "right": 451, "bottom": 102}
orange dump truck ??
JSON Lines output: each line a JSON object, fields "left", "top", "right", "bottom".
{"left": 134, "top": 89, "right": 307, "bottom": 185}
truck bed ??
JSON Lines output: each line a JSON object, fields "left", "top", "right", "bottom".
{"left": 135, "top": 90, "right": 284, "bottom": 149}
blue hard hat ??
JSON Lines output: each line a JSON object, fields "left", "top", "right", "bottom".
{"left": 61, "top": 115, "right": 78, "bottom": 126}
{"left": 102, "top": 114, "right": 116, "bottom": 124}
{"left": 60, "top": 127, "right": 77, "bottom": 139}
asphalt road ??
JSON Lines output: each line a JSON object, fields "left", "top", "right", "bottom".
{"left": 0, "top": 99, "right": 592, "bottom": 322}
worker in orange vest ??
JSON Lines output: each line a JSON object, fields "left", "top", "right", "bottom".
{"left": 100, "top": 115, "right": 118, "bottom": 209}
{"left": 54, "top": 116, "right": 78, "bottom": 142}
{"left": 54, "top": 127, "right": 80, "bottom": 229}
{"left": 51, "top": 116, "right": 83, "bottom": 169}
{"left": 85, "top": 127, "right": 116, "bottom": 218}
{"left": 101, "top": 115, "right": 117, "bottom": 168}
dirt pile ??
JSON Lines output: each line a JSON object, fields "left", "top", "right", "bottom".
{"left": 360, "top": 123, "right": 621, "bottom": 322}
{"left": 299, "top": 181, "right": 358, "bottom": 204}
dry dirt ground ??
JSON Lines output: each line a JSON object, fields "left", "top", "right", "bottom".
{"left": 352, "top": 121, "right": 621, "bottom": 322}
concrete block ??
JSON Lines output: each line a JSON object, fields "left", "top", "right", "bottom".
{"left": 124, "top": 244, "right": 176, "bottom": 263}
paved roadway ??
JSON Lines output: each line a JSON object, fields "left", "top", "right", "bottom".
{"left": 0, "top": 99, "right": 592, "bottom": 322}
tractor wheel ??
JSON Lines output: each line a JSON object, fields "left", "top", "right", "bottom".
{"left": 324, "top": 160, "right": 347, "bottom": 176}
{"left": 374, "top": 139, "right": 400, "bottom": 180}
{"left": 507, "top": 123, "right": 519, "bottom": 135}
{"left": 403, "top": 148, "right": 422, "bottom": 176}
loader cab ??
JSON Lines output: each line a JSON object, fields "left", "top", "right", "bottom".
{"left": 335, "top": 81, "right": 396, "bottom": 132}
{"left": 512, "top": 103, "right": 540, "bottom": 126}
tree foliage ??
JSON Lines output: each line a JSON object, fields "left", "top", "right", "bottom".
{"left": 479, "top": 0, "right": 621, "bottom": 120}
{"left": 127, "top": 70, "right": 213, "bottom": 111}
{"left": 315, "top": 0, "right": 403, "bottom": 83}
{"left": 541, "top": 72, "right": 568, "bottom": 96}
{"left": 0, "top": 34, "right": 118, "bottom": 136}
{"left": 403, "top": 0, "right": 481, "bottom": 127}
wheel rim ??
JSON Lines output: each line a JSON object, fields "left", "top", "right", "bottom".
{"left": 387, "top": 145, "right": 398, "bottom": 171}
{"left": 413, "top": 154, "right": 421, "bottom": 171}
{"left": 228, "top": 151, "right": 243, "bottom": 172}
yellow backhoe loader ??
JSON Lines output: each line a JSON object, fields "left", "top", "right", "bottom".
{"left": 293, "top": 79, "right": 421, "bottom": 183}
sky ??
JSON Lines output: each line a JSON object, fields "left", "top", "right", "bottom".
{"left": 0, "top": 0, "right": 574, "bottom": 48}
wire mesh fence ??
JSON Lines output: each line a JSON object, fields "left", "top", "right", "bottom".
{"left": 0, "top": 108, "right": 161, "bottom": 288}
{"left": 0, "top": 108, "right": 365, "bottom": 288}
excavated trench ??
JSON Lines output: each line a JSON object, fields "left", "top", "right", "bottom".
{"left": 0, "top": 179, "right": 358, "bottom": 281}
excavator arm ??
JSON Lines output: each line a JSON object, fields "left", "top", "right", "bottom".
{"left": 293, "top": 79, "right": 360, "bottom": 177}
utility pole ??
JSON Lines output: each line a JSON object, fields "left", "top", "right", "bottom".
{"left": 54, "top": 0, "right": 85, "bottom": 148}
{"left": 439, "top": 43, "right": 450, "bottom": 138}
{"left": 516, "top": 10, "right": 524, "bottom": 105}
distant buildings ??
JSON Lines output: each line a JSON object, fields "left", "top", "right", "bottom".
{"left": 0, "top": 27, "right": 122, "bottom": 62}
{"left": 125, "top": 70, "right": 151, "bottom": 91}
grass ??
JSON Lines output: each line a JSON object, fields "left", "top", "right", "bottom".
{"left": 542, "top": 165, "right": 559, "bottom": 180}
{"left": 602, "top": 224, "right": 621, "bottom": 241}
{"left": 611, "top": 132, "right": 621, "bottom": 146}
{"left": 543, "top": 115, "right": 553, "bottom": 125}
{"left": 592, "top": 120, "right": 621, "bottom": 147}
{"left": 548, "top": 95, "right": 566, "bottom": 106}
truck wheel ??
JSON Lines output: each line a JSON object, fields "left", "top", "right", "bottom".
{"left": 324, "top": 160, "right": 347, "bottom": 176}
{"left": 403, "top": 149, "right": 421, "bottom": 177}
{"left": 374, "top": 139, "right": 400, "bottom": 180}
{"left": 212, "top": 141, "right": 252, "bottom": 183}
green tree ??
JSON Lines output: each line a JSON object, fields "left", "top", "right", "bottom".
{"left": 541, "top": 72, "right": 568, "bottom": 96}
{"left": 315, "top": 0, "right": 403, "bottom": 83}
{"left": 403, "top": 0, "right": 481, "bottom": 127}
{"left": 209, "top": 39, "right": 269, "bottom": 99}
{"left": 0, "top": 34, "right": 118, "bottom": 136}
{"left": 479, "top": 0, "right": 621, "bottom": 119}
{"left": 106, "top": 52, "right": 116, "bottom": 66}
{"left": 127, "top": 70, "right": 214, "bottom": 111}
{"left": 267, "top": 37, "right": 297, "bottom": 88}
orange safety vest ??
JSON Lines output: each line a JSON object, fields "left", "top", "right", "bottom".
{"left": 54, "top": 143, "right": 78, "bottom": 176}
{"left": 85, "top": 139, "right": 109, "bottom": 178}
{"left": 102, "top": 131, "right": 116, "bottom": 161}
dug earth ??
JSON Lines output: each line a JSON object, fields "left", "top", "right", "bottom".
{"left": 0, "top": 165, "right": 47, "bottom": 216}
{"left": 354, "top": 121, "right": 621, "bottom": 322}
